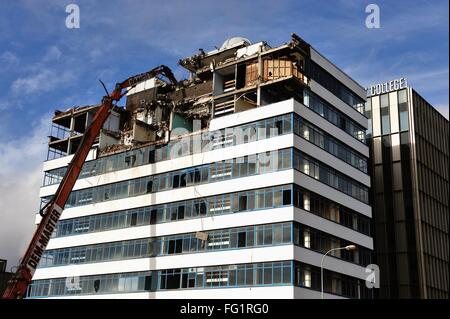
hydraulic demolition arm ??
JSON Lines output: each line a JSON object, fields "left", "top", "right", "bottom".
{"left": 2, "top": 65, "right": 177, "bottom": 299}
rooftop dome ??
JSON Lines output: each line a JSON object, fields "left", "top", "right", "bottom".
{"left": 220, "top": 37, "right": 251, "bottom": 50}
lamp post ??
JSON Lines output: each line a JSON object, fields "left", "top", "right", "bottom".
{"left": 320, "top": 245, "right": 356, "bottom": 299}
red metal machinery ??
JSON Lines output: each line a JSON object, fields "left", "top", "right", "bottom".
{"left": 2, "top": 65, "right": 177, "bottom": 299}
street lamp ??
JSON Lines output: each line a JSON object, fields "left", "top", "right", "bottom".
{"left": 320, "top": 245, "right": 356, "bottom": 299}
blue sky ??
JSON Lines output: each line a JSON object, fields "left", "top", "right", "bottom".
{"left": 0, "top": 0, "right": 448, "bottom": 267}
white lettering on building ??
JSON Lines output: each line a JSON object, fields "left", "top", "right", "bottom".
{"left": 367, "top": 78, "right": 408, "bottom": 96}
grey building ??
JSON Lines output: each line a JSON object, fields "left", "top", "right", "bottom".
{"left": 365, "top": 78, "right": 449, "bottom": 298}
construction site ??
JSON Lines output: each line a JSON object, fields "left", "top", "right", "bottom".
{"left": 47, "top": 34, "right": 309, "bottom": 163}
{"left": 5, "top": 33, "right": 376, "bottom": 299}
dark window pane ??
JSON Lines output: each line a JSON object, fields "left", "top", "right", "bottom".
{"left": 282, "top": 189, "right": 291, "bottom": 205}
{"left": 238, "top": 232, "right": 246, "bottom": 248}
{"left": 239, "top": 195, "right": 247, "bottom": 211}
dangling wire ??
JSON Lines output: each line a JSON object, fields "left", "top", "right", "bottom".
{"left": 99, "top": 79, "right": 110, "bottom": 97}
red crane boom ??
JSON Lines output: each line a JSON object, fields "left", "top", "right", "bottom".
{"left": 2, "top": 65, "right": 177, "bottom": 299}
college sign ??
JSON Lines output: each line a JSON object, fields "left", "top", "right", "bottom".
{"left": 367, "top": 78, "right": 408, "bottom": 97}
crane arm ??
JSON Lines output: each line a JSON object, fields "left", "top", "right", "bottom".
{"left": 2, "top": 65, "right": 176, "bottom": 299}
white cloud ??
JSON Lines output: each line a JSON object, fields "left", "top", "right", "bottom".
{"left": 11, "top": 69, "right": 76, "bottom": 95}
{"left": 0, "top": 114, "right": 51, "bottom": 269}
{"left": 8, "top": 45, "right": 72, "bottom": 97}
{"left": 43, "top": 46, "right": 62, "bottom": 62}
{"left": 0, "top": 101, "right": 12, "bottom": 112}
{"left": 0, "top": 51, "right": 19, "bottom": 67}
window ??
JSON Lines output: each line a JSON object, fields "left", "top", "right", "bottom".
{"left": 146, "top": 180, "right": 153, "bottom": 193}
{"left": 177, "top": 206, "right": 185, "bottom": 220}
{"left": 248, "top": 155, "right": 256, "bottom": 175}
{"left": 193, "top": 169, "right": 201, "bottom": 183}
{"left": 168, "top": 239, "right": 182, "bottom": 254}
{"left": 302, "top": 158, "right": 310, "bottom": 175}
{"left": 304, "top": 230, "right": 311, "bottom": 248}
{"left": 275, "top": 120, "right": 282, "bottom": 136}
{"left": 125, "top": 154, "right": 136, "bottom": 167}
{"left": 255, "top": 190, "right": 264, "bottom": 209}
{"left": 303, "top": 193, "right": 310, "bottom": 211}
{"left": 130, "top": 213, "right": 137, "bottom": 226}
{"left": 195, "top": 202, "right": 207, "bottom": 216}
{"left": 144, "top": 275, "right": 152, "bottom": 291}
{"left": 381, "top": 107, "right": 390, "bottom": 135}
{"left": 180, "top": 173, "right": 187, "bottom": 187}
{"left": 303, "top": 269, "right": 311, "bottom": 287}
{"left": 265, "top": 189, "right": 273, "bottom": 207}
{"left": 150, "top": 209, "right": 157, "bottom": 224}
{"left": 263, "top": 264, "right": 272, "bottom": 284}
{"left": 170, "top": 207, "right": 178, "bottom": 221}
{"left": 166, "top": 272, "right": 181, "bottom": 289}
{"left": 273, "top": 225, "right": 282, "bottom": 243}
{"left": 273, "top": 188, "right": 282, "bottom": 207}
{"left": 282, "top": 224, "right": 291, "bottom": 242}
{"left": 282, "top": 189, "right": 291, "bottom": 205}
{"left": 148, "top": 149, "right": 155, "bottom": 163}
{"left": 240, "top": 157, "right": 248, "bottom": 176}
{"left": 158, "top": 176, "right": 167, "bottom": 192}
{"left": 239, "top": 195, "right": 247, "bottom": 211}
{"left": 238, "top": 232, "right": 246, "bottom": 248}
{"left": 181, "top": 273, "right": 196, "bottom": 288}
{"left": 94, "top": 279, "right": 100, "bottom": 293}
{"left": 172, "top": 175, "right": 180, "bottom": 189}
{"left": 398, "top": 90, "right": 409, "bottom": 132}
{"left": 263, "top": 227, "right": 272, "bottom": 245}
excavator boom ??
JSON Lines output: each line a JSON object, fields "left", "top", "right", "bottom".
{"left": 2, "top": 65, "right": 176, "bottom": 299}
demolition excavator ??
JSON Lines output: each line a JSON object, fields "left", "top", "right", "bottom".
{"left": 2, "top": 65, "right": 177, "bottom": 299}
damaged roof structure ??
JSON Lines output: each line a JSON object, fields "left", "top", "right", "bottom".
{"left": 47, "top": 33, "right": 312, "bottom": 160}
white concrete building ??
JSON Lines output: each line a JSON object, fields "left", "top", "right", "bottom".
{"left": 27, "top": 34, "right": 373, "bottom": 299}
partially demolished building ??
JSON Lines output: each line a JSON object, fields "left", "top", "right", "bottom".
{"left": 29, "top": 34, "right": 373, "bottom": 299}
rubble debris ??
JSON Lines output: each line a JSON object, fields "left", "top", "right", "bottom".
{"left": 47, "top": 33, "right": 312, "bottom": 160}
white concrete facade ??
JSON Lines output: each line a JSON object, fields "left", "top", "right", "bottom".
{"left": 31, "top": 61, "right": 372, "bottom": 299}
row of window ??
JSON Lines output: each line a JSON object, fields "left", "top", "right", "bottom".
{"left": 365, "top": 89, "right": 409, "bottom": 137}
{"left": 41, "top": 146, "right": 368, "bottom": 212}
{"left": 293, "top": 224, "right": 372, "bottom": 265}
{"left": 40, "top": 221, "right": 371, "bottom": 269}
{"left": 27, "top": 261, "right": 372, "bottom": 299}
{"left": 43, "top": 105, "right": 366, "bottom": 188}
{"left": 52, "top": 183, "right": 371, "bottom": 240}
{"left": 294, "top": 262, "right": 373, "bottom": 299}
{"left": 40, "top": 222, "right": 293, "bottom": 268}
{"left": 293, "top": 150, "right": 369, "bottom": 203}
{"left": 293, "top": 114, "right": 367, "bottom": 172}
{"left": 308, "top": 61, "right": 365, "bottom": 114}
{"left": 42, "top": 114, "right": 293, "bottom": 186}
{"left": 53, "top": 184, "right": 293, "bottom": 237}
{"left": 158, "top": 262, "right": 293, "bottom": 290}
{"left": 293, "top": 186, "right": 371, "bottom": 235}
{"left": 303, "top": 90, "right": 366, "bottom": 143}
{"left": 42, "top": 148, "right": 293, "bottom": 209}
